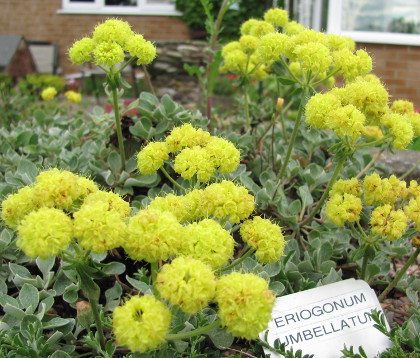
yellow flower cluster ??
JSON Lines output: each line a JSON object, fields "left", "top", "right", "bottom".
{"left": 64, "top": 90, "right": 82, "bottom": 104}
{"left": 156, "top": 256, "right": 216, "bottom": 314}
{"left": 326, "top": 173, "right": 420, "bottom": 241}
{"left": 113, "top": 295, "right": 171, "bottom": 353}
{"left": 69, "top": 18, "right": 156, "bottom": 68}
{"left": 137, "top": 124, "right": 241, "bottom": 183}
{"left": 41, "top": 87, "right": 57, "bottom": 101}
{"left": 0, "top": 169, "right": 136, "bottom": 257}
{"left": 221, "top": 8, "right": 372, "bottom": 83}
{"left": 305, "top": 76, "right": 415, "bottom": 147}
{"left": 240, "top": 216, "right": 285, "bottom": 263}
{"left": 215, "top": 272, "right": 275, "bottom": 339}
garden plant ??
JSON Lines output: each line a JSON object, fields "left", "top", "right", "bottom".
{"left": 0, "top": 4, "right": 419, "bottom": 358}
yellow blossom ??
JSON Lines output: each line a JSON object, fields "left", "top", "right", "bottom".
{"left": 17, "top": 208, "right": 73, "bottom": 259}
{"left": 41, "top": 87, "right": 57, "bottom": 101}
{"left": 64, "top": 90, "right": 82, "bottom": 104}
{"left": 240, "top": 216, "right": 285, "bottom": 263}
{"left": 113, "top": 295, "right": 171, "bottom": 353}
{"left": 216, "top": 272, "right": 275, "bottom": 339}
{"left": 370, "top": 204, "right": 408, "bottom": 240}
{"left": 156, "top": 257, "right": 216, "bottom": 314}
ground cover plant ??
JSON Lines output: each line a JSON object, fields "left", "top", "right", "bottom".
{"left": 0, "top": 3, "right": 420, "bottom": 358}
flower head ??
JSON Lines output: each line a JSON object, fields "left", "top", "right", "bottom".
{"left": 165, "top": 124, "right": 211, "bottom": 152}
{"left": 125, "top": 34, "right": 157, "bottom": 65}
{"left": 200, "top": 181, "right": 254, "bottom": 223}
{"left": 326, "top": 193, "right": 363, "bottom": 227}
{"left": 73, "top": 202, "right": 126, "bottom": 253}
{"left": 404, "top": 196, "right": 420, "bottom": 230}
{"left": 204, "top": 137, "right": 240, "bottom": 174}
{"left": 93, "top": 42, "right": 125, "bottom": 67}
{"left": 263, "top": 8, "right": 288, "bottom": 27}
{"left": 330, "top": 178, "right": 362, "bottom": 197}
{"left": 181, "top": 219, "right": 234, "bottom": 269}
{"left": 137, "top": 142, "right": 170, "bottom": 175}
{"left": 370, "top": 204, "right": 408, "bottom": 240}
{"left": 156, "top": 257, "right": 216, "bottom": 314}
{"left": 147, "top": 190, "right": 203, "bottom": 223}
{"left": 305, "top": 92, "right": 341, "bottom": 129}
{"left": 41, "top": 87, "right": 57, "bottom": 101}
{"left": 293, "top": 42, "right": 332, "bottom": 74}
{"left": 240, "top": 216, "right": 285, "bottom": 263}
{"left": 83, "top": 190, "right": 130, "bottom": 218}
{"left": 124, "top": 209, "right": 182, "bottom": 262}
{"left": 174, "top": 146, "right": 215, "bottom": 183}
{"left": 1, "top": 186, "right": 39, "bottom": 229}
{"left": 92, "top": 18, "right": 134, "bottom": 47}
{"left": 64, "top": 90, "right": 82, "bottom": 104}
{"left": 68, "top": 37, "right": 95, "bottom": 65}
{"left": 381, "top": 113, "right": 414, "bottom": 150}
{"left": 255, "top": 33, "right": 288, "bottom": 65}
{"left": 34, "top": 169, "right": 88, "bottom": 210}
{"left": 216, "top": 272, "right": 275, "bottom": 339}
{"left": 239, "top": 35, "right": 259, "bottom": 54}
{"left": 17, "top": 208, "right": 73, "bottom": 259}
{"left": 113, "top": 295, "right": 171, "bottom": 353}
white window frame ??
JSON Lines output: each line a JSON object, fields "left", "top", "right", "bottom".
{"left": 59, "top": 0, "right": 180, "bottom": 16}
{"left": 327, "top": 0, "right": 420, "bottom": 46}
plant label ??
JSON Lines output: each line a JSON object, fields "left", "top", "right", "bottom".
{"left": 261, "top": 279, "right": 392, "bottom": 357}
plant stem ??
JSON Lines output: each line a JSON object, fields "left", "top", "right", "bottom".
{"left": 299, "top": 155, "right": 347, "bottom": 227}
{"left": 111, "top": 87, "right": 126, "bottom": 170}
{"left": 205, "top": 0, "right": 231, "bottom": 121}
{"left": 360, "top": 253, "right": 369, "bottom": 281}
{"left": 87, "top": 295, "right": 106, "bottom": 351}
{"left": 216, "top": 247, "right": 256, "bottom": 274}
{"left": 399, "top": 158, "right": 420, "bottom": 180}
{"left": 166, "top": 320, "right": 221, "bottom": 341}
{"left": 244, "top": 84, "right": 251, "bottom": 131}
{"left": 378, "top": 248, "right": 420, "bottom": 301}
{"left": 160, "top": 167, "right": 187, "bottom": 192}
{"left": 271, "top": 89, "right": 307, "bottom": 200}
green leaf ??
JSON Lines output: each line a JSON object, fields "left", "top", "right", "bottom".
{"left": 107, "top": 151, "right": 122, "bottom": 173}
{"left": 297, "top": 184, "right": 313, "bottom": 208}
{"left": 9, "top": 263, "right": 32, "bottom": 279}
{"left": 101, "top": 262, "right": 126, "bottom": 275}
{"left": 161, "top": 94, "right": 177, "bottom": 114}
{"left": 17, "top": 159, "right": 38, "bottom": 182}
{"left": 33, "top": 109, "right": 46, "bottom": 125}
{"left": 207, "top": 326, "right": 234, "bottom": 349}
{"left": 269, "top": 281, "right": 285, "bottom": 295}
{"left": 3, "top": 303, "right": 26, "bottom": 320}
{"left": 49, "top": 351, "right": 71, "bottom": 358}
{"left": 126, "top": 276, "right": 152, "bottom": 294}
{"left": 36, "top": 257, "right": 55, "bottom": 277}
{"left": 43, "top": 317, "right": 73, "bottom": 329}
{"left": 321, "top": 268, "right": 342, "bottom": 285}
{"left": 19, "top": 283, "right": 39, "bottom": 310}
{"left": 277, "top": 76, "right": 297, "bottom": 85}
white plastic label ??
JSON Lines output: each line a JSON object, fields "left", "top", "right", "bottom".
{"left": 261, "top": 279, "right": 392, "bottom": 358}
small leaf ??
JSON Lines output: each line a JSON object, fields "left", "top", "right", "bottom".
{"left": 126, "top": 276, "right": 152, "bottom": 294}
{"left": 43, "top": 317, "right": 73, "bottom": 329}
{"left": 277, "top": 76, "right": 297, "bottom": 85}
{"left": 107, "top": 151, "right": 122, "bottom": 173}
{"left": 208, "top": 326, "right": 234, "bottom": 349}
{"left": 19, "top": 283, "right": 39, "bottom": 310}
{"left": 36, "top": 257, "right": 55, "bottom": 277}
{"left": 101, "top": 262, "right": 126, "bottom": 275}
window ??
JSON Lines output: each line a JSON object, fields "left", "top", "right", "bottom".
{"left": 59, "top": 0, "right": 179, "bottom": 16}
{"left": 327, "top": 0, "right": 420, "bottom": 45}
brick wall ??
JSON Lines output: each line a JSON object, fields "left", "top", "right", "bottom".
{"left": 360, "top": 43, "right": 420, "bottom": 107}
{"left": 0, "top": 0, "right": 190, "bottom": 75}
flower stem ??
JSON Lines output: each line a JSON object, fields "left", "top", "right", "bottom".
{"left": 299, "top": 155, "right": 347, "bottom": 227}
{"left": 244, "top": 85, "right": 251, "bottom": 131}
{"left": 378, "top": 248, "right": 420, "bottom": 301}
{"left": 216, "top": 247, "right": 256, "bottom": 274}
{"left": 166, "top": 320, "right": 221, "bottom": 341}
{"left": 160, "top": 167, "right": 187, "bottom": 192}
{"left": 88, "top": 297, "right": 106, "bottom": 351}
{"left": 111, "top": 87, "right": 126, "bottom": 170}
{"left": 360, "top": 253, "right": 369, "bottom": 281}
{"left": 399, "top": 158, "right": 420, "bottom": 180}
{"left": 272, "top": 89, "right": 307, "bottom": 200}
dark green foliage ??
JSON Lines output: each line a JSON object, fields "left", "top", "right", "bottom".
{"left": 175, "top": 0, "right": 266, "bottom": 40}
